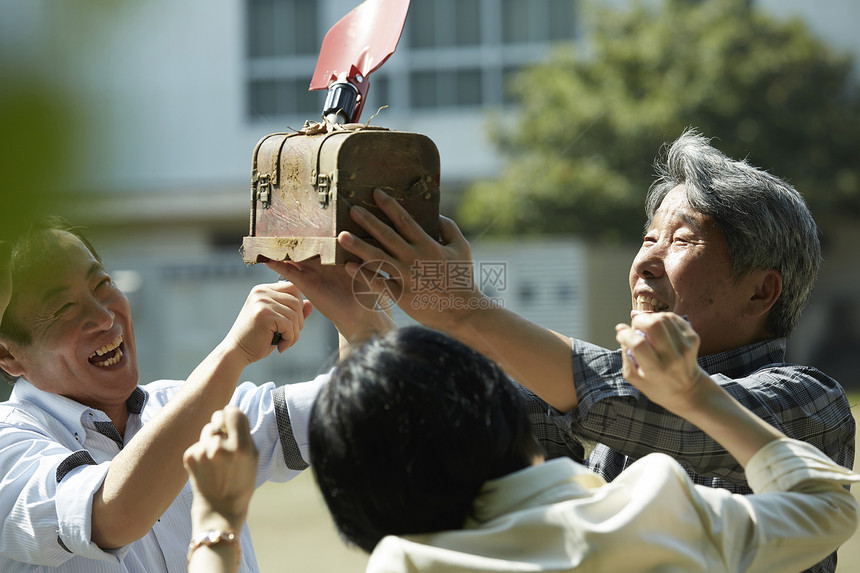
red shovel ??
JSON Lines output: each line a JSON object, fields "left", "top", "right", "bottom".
{"left": 309, "top": 0, "right": 411, "bottom": 124}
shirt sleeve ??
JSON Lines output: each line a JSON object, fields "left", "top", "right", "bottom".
{"left": 700, "top": 438, "right": 860, "bottom": 572}
{"left": 551, "top": 338, "right": 855, "bottom": 485}
{"left": 0, "top": 425, "right": 129, "bottom": 566}
{"left": 231, "top": 370, "right": 330, "bottom": 484}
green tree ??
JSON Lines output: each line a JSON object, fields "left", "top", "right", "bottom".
{"left": 457, "top": 0, "right": 860, "bottom": 241}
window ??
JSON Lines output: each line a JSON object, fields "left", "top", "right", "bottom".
{"left": 404, "top": 0, "right": 578, "bottom": 112}
{"left": 408, "top": 0, "right": 481, "bottom": 49}
{"left": 245, "top": 0, "right": 580, "bottom": 120}
{"left": 246, "top": 0, "right": 321, "bottom": 120}
{"left": 247, "top": 0, "right": 318, "bottom": 58}
{"left": 502, "top": 0, "right": 577, "bottom": 44}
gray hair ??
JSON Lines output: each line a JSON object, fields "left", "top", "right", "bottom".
{"left": 646, "top": 129, "right": 820, "bottom": 337}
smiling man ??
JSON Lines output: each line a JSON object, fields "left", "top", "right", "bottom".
{"left": 337, "top": 130, "right": 855, "bottom": 573}
{"left": 0, "top": 218, "right": 332, "bottom": 572}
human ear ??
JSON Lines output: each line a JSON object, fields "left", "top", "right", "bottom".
{"left": 0, "top": 341, "right": 24, "bottom": 378}
{"left": 747, "top": 269, "right": 782, "bottom": 318}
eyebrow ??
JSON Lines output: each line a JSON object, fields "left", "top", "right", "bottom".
{"left": 678, "top": 212, "right": 705, "bottom": 234}
{"left": 40, "top": 262, "right": 106, "bottom": 305}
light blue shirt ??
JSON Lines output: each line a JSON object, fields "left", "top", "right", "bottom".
{"left": 0, "top": 373, "right": 327, "bottom": 572}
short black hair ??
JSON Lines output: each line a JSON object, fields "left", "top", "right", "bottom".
{"left": 0, "top": 216, "right": 101, "bottom": 382}
{"left": 308, "top": 326, "right": 541, "bottom": 553}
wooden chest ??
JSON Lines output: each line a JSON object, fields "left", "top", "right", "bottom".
{"left": 242, "top": 125, "right": 440, "bottom": 265}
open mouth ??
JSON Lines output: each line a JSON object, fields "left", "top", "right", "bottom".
{"left": 634, "top": 295, "right": 669, "bottom": 312}
{"left": 89, "top": 335, "right": 124, "bottom": 367}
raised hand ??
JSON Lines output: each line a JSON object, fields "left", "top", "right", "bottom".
{"left": 184, "top": 407, "right": 258, "bottom": 539}
{"left": 222, "top": 280, "right": 313, "bottom": 365}
{"left": 615, "top": 312, "right": 709, "bottom": 414}
{"left": 615, "top": 312, "right": 783, "bottom": 466}
{"left": 337, "top": 188, "right": 485, "bottom": 330}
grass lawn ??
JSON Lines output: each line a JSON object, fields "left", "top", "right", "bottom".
{"left": 248, "top": 392, "right": 860, "bottom": 572}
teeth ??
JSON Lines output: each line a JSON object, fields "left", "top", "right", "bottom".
{"left": 90, "top": 335, "right": 123, "bottom": 359}
{"left": 636, "top": 295, "right": 668, "bottom": 312}
{"left": 93, "top": 347, "right": 123, "bottom": 367}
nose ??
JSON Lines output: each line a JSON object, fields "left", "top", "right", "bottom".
{"left": 631, "top": 241, "right": 665, "bottom": 280}
{"left": 82, "top": 298, "right": 115, "bottom": 332}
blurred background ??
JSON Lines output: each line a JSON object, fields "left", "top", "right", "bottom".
{"left": 2, "top": 0, "right": 858, "bottom": 571}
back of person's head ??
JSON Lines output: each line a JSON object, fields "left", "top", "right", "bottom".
{"left": 308, "top": 326, "right": 541, "bottom": 553}
{"left": 647, "top": 129, "right": 820, "bottom": 337}
{"left": 0, "top": 216, "right": 100, "bottom": 383}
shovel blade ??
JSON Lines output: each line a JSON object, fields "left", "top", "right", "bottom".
{"left": 310, "top": 0, "right": 410, "bottom": 91}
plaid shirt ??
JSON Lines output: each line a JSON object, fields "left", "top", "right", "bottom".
{"left": 522, "top": 337, "right": 856, "bottom": 573}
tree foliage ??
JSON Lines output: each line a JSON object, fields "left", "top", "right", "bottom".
{"left": 457, "top": 0, "right": 860, "bottom": 241}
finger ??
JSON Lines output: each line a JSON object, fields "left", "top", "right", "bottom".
{"left": 264, "top": 259, "right": 301, "bottom": 278}
{"left": 302, "top": 300, "right": 314, "bottom": 319}
{"left": 349, "top": 204, "right": 412, "bottom": 259}
{"left": 615, "top": 325, "right": 637, "bottom": 377}
{"left": 223, "top": 407, "right": 257, "bottom": 455}
{"left": 220, "top": 407, "right": 245, "bottom": 451}
{"left": 268, "top": 285, "right": 308, "bottom": 336}
{"left": 669, "top": 313, "right": 700, "bottom": 355}
{"left": 210, "top": 408, "right": 227, "bottom": 428}
{"left": 372, "top": 188, "right": 432, "bottom": 245}
{"left": 616, "top": 325, "right": 658, "bottom": 372}
{"left": 632, "top": 313, "right": 684, "bottom": 362}
{"left": 438, "top": 216, "right": 467, "bottom": 247}
{"left": 183, "top": 442, "right": 203, "bottom": 471}
{"left": 272, "top": 309, "right": 302, "bottom": 352}
{"left": 337, "top": 231, "right": 395, "bottom": 266}
{"left": 614, "top": 324, "right": 641, "bottom": 371}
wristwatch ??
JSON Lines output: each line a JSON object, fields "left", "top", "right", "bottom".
{"left": 187, "top": 529, "right": 240, "bottom": 564}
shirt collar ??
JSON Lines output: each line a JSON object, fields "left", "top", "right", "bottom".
{"left": 10, "top": 379, "right": 149, "bottom": 437}
{"left": 468, "top": 458, "right": 604, "bottom": 525}
{"left": 697, "top": 337, "right": 787, "bottom": 378}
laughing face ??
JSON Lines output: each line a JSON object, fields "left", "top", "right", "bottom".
{"left": 0, "top": 230, "right": 139, "bottom": 418}
{"left": 629, "top": 185, "right": 765, "bottom": 356}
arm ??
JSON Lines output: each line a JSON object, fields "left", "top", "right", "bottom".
{"left": 90, "top": 281, "right": 313, "bottom": 549}
{"left": 338, "top": 189, "right": 578, "bottom": 411}
{"left": 565, "top": 325, "right": 853, "bottom": 484}
{"left": 616, "top": 313, "right": 859, "bottom": 570}
{"left": 615, "top": 312, "right": 782, "bottom": 467}
{"left": 185, "top": 407, "right": 258, "bottom": 573}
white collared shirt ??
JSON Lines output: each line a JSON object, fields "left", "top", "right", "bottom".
{"left": 0, "top": 373, "right": 327, "bottom": 572}
{"left": 369, "top": 439, "right": 860, "bottom": 573}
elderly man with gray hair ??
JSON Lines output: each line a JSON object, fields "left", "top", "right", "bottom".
{"left": 330, "top": 129, "right": 855, "bottom": 573}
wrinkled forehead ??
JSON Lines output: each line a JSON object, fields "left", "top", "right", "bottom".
{"left": 13, "top": 230, "right": 100, "bottom": 292}
{"left": 648, "top": 185, "right": 707, "bottom": 225}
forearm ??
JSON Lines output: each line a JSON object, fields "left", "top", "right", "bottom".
{"left": 92, "top": 343, "right": 249, "bottom": 548}
{"left": 187, "top": 543, "right": 240, "bottom": 573}
{"left": 187, "top": 490, "right": 245, "bottom": 573}
{"left": 672, "top": 381, "right": 782, "bottom": 468}
{"left": 446, "top": 304, "right": 578, "bottom": 412}
{"left": 188, "top": 510, "right": 243, "bottom": 573}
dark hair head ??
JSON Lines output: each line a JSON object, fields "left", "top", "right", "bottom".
{"left": 308, "top": 326, "right": 540, "bottom": 553}
{"left": 647, "top": 129, "right": 820, "bottom": 337}
{"left": 0, "top": 216, "right": 100, "bottom": 383}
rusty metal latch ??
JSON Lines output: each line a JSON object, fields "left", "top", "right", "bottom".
{"left": 256, "top": 174, "right": 271, "bottom": 209}
{"left": 311, "top": 170, "right": 334, "bottom": 208}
